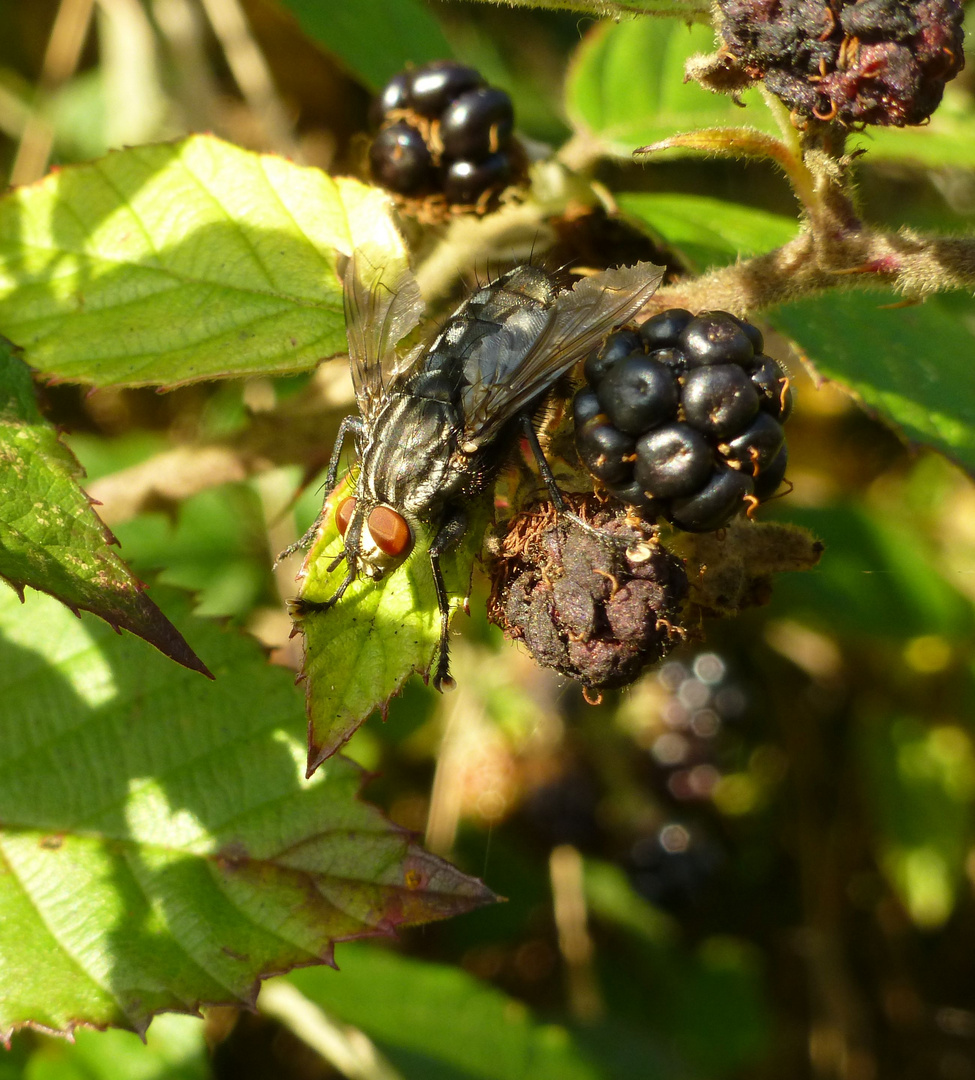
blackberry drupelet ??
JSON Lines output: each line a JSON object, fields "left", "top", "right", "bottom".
{"left": 369, "top": 60, "right": 519, "bottom": 209}
{"left": 574, "top": 309, "right": 793, "bottom": 533}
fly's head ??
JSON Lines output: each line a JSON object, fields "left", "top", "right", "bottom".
{"left": 333, "top": 491, "right": 415, "bottom": 583}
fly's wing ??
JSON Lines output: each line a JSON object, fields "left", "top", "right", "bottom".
{"left": 341, "top": 246, "right": 426, "bottom": 423}
{"left": 461, "top": 261, "right": 666, "bottom": 446}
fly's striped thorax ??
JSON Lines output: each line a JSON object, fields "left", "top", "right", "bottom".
{"left": 358, "top": 392, "right": 463, "bottom": 518}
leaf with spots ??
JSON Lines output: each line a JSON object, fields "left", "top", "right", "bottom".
{"left": 0, "top": 339, "right": 208, "bottom": 674}
{"left": 0, "top": 135, "right": 406, "bottom": 388}
{"left": 292, "top": 482, "right": 490, "bottom": 774}
{"left": 0, "top": 585, "right": 495, "bottom": 1041}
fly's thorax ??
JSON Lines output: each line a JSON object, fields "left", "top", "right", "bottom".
{"left": 358, "top": 392, "right": 463, "bottom": 517}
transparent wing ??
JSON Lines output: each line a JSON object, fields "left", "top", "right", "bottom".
{"left": 341, "top": 246, "right": 426, "bottom": 423}
{"left": 461, "top": 261, "right": 666, "bottom": 444}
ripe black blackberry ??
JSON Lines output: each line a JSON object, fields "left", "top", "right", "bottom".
{"left": 715, "top": 0, "right": 965, "bottom": 127}
{"left": 574, "top": 309, "right": 793, "bottom": 533}
{"left": 369, "top": 60, "right": 520, "bottom": 211}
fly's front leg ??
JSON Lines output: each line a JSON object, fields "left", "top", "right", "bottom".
{"left": 428, "top": 507, "right": 469, "bottom": 692}
{"left": 276, "top": 414, "right": 364, "bottom": 564}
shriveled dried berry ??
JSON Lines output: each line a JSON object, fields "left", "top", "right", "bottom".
{"left": 715, "top": 0, "right": 965, "bottom": 127}
{"left": 488, "top": 498, "right": 688, "bottom": 689}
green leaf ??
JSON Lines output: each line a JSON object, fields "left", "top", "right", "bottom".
{"left": 284, "top": 944, "right": 604, "bottom": 1080}
{"left": 0, "top": 339, "right": 209, "bottom": 675}
{"left": 276, "top": 0, "right": 454, "bottom": 91}
{"left": 24, "top": 1014, "right": 207, "bottom": 1080}
{"left": 617, "top": 192, "right": 799, "bottom": 270}
{"left": 0, "top": 586, "right": 495, "bottom": 1040}
{"left": 770, "top": 292, "right": 975, "bottom": 477}
{"left": 0, "top": 135, "right": 406, "bottom": 388}
{"left": 858, "top": 713, "right": 975, "bottom": 928}
{"left": 852, "top": 88, "right": 975, "bottom": 168}
{"left": 565, "top": 18, "right": 777, "bottom": 160}
{"left": 292, "top": 484, "right": 490, "bottom": 772}
{"left": 769, "top": 506, "right": 974, "bottom": 641}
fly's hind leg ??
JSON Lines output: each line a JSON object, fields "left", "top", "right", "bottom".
{"left": 429, "top": 507, "right": 469, "bottom": 692}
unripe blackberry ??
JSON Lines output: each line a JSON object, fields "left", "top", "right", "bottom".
{"left": 369, "top": 61, "right": 521, "bottom": 212}
{"left": 715, "top": 0, "right": 965, "bottom": 127}
{"left": 573, "top": 310, "right": 793, "bottom": 533}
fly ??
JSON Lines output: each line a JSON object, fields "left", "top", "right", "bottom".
{"left": 288, "top": 248, "right": 664, "bottom": 690}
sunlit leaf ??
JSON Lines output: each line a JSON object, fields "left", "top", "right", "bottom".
{"left": 283, "top": 944, "right": 603, "bottom": 1080}
{"left": 771, "top": 292, "right": 975, "bottom": 477}
{"left": 0, "top": 135, "right": 405, "bottom": 388}
{"left": 0, "top": 586, "right": 494, "bottom": 1040}
{"left": 617, "top": 192, "right": 798, "bottom": 270}
{"left": 276, "top": 0, "right": 454, "bottom": 90}
{"left": 565, "top": 18, "right": 777, "bottom": 160}
{"left": 0, "top": 339, "right": 208, "bottom": 674}
{"left": 21, "top": 1014, "right": 207, "bottom": 1080}
{"left": 292, "top": 483, "right": 490, "bottom": 773}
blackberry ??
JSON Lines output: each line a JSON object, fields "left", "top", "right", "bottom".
{"left": 681, "top": 364, "right": 759, "bottom": 439}
{"left": 369, "top": 61, "right": 521, "bottom": 211}
{"left": 635, "top": 423, "right": 713, "bottom": 499}
{"left": 368, "top": 122, "right": 434, "bottom": 195}
{"left": 576, "top": 418, "right": 636, "bottom": 485}
{"left": 669, "top": 465, "right": 755, "bottom": 533}
{"left": 596, "top": 355, "right": 679, "bottom": 435}
{"left": 584, "top": 330, "right": 641, "bottom": 386}
{"left": 574, "top": 309, "right": 793, "bottom": 532}
{"left": 440, "top": 88, "right": 514, "bottom": 159}
{"left": 715, "top": 0, "right": 965, "bottom": 127}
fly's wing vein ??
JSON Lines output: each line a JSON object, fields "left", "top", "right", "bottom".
{"left": 461, "top": 261, "right": 666, "bottom": 444}
{"left": 342, "top": 246, "right": 426, "bottom": 423}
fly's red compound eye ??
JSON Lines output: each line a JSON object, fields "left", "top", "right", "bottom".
{"left": 335, "top": 497, "right": 356, "bottom": 537}
{"left": 367, "top": 506, "right": 412, "bottom": 558}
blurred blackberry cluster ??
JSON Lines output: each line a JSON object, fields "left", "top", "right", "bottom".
{"left": 369, "top": 60, "right": 520, "bottom": 209}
